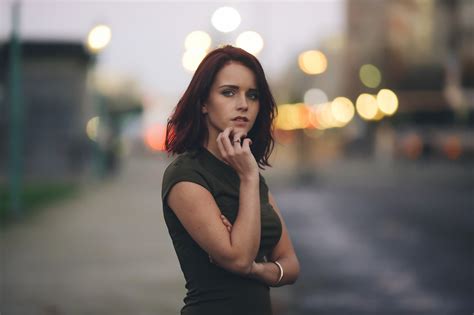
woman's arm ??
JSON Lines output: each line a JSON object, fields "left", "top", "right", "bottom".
{"left": 167, "top": 128, "right": 261, "bottom": 275}
{"left": 246, "top": 191, "right": 300, "bottom": 286}
{"left": 219, "top": 191, "right": 300, "bottom": 286}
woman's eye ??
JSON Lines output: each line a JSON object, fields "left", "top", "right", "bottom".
{"left": 222, "top": 90, "right": 235, "bottom": 96}
{"left": 248, "top": 93, "right": 259, "bottom": 100}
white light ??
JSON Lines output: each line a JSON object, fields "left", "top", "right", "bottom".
{"left": 86, "top": 116, "right": 100, "bottom": 141}
{"left": 87, "top": 24, "right": 111, "bottom": 53}
{"left": 376, "top": 89, "right": 398, "bottom": 115}
{"left": 330, "top": 97, "right": 355, "bottom": 125}
{"left": 184, "top": 31, "right": 212, "bottom": 51}
{"left": 304, "top": 88, "right": 328, "bottom": 106}
{"left": 211, "top": 7, "right": 241, "bottom": 33}
{"left": 235, "top": 31, "right": 264, "bottom": 55}
{"left": 182, "top": 50, "right": 207, "bottom": 72}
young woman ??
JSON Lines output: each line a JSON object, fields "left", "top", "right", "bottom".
{"left": 162, "top": 45, "right": 300, "bottom": 315}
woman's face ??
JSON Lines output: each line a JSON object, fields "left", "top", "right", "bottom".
{"left": 202, "top": 61, "right": 260, "bottom": 141}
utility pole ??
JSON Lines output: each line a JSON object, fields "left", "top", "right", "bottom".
{"left": 8, "top": 0, "right": 23, "bottom": 216}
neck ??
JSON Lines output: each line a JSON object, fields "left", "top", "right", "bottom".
{"left": 204, "top": 130, "right": 226, "bottom": 163}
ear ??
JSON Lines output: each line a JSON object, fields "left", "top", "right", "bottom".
{"left": 201, "top": 103, "right": 208, "bottom": 114}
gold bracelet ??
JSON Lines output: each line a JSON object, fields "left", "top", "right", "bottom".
{"left": 273, "top": 260, "right": 284, "bottom": 284}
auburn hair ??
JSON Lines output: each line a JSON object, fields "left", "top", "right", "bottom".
{"left": 165, "top": 45, "right": 276, "bottom": 169}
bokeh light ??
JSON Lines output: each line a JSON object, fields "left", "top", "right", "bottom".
{"left": 144, "top": 124, "right": 166, "bottom": 151}
{"left": 298, "top": 50, "right": 328, "bottom": 75}
{"left": 359, "top": 64, "right": 381, "bottom": 88}
{"left": 356, "top": 93, "right": 378, "bottom": 120}
{"left": 86, "top": 24, "right": 111, "bottom": 53}
{"left": 86, "top": 116, "right": 100, "bottom": 141}
{"left": 211, "top": 7, "right": 241, "bottom": 33}
{"left": 311, "top": 103, "right": 341, "bottom": 129}
{"left": 235, "top": 31, "right": 264, "bottom": 55}
{"left": 372, "top": 108, "right": 385, "bottom": 121}
{"left": 308, "top": 106, "right": 320, "bottom": 129}
{"left": 376, "top": 89, "right": 399, "bottom": 115}
{"left": 442, "top": 136, "right": 462, "bottom": 160}
{"left": 182, "top": 49, "right": 207, "bottom": 72}
{"left": 275, "top": 103, "right": 312, "bottom": 130}
{"left": 402, "top": 133, "right": 423, "bottom": 160}
{"left": 330, "top": 97, "right": 355, "bottom": 126}
{"left": 184, "top": 30, "right": 212, "bottom": 51}
{"left": 304, "top": 88, "right": 328, "bottom": 106}
{"left": 322, "top": 102, "right": 344, "bottom": 128}
{"left": 313, "top": 104, "right": 331, "bottom": 130}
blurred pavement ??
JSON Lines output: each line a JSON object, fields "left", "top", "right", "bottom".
{"left": 2, "top": 156, "right": 186, "bottom": 315}
{"left": 1, "top": 155, "right": 473, "bottom": 315}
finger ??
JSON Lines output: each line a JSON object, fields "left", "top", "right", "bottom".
{"left": 232, "top": 138, "right": 242, "bottom": 148}
{"left": 232, "top": 131, "right": 246, "bottom": 143}
{"left": 220, "top": 215, "right": 232, "bottom": 226}
{"left": 216, "top": 133, "right": 230, "bottom": 163}
{"left": 242, "top": 138, "right": 252, "bottom": 151}
{"left": 232, "top": 132, "right": 246, "bottom": 150}
{"left": 223, "top": 220, "right": 232, "bottom": 229}
{"left": 221, "top": 127, "right": 235, "bottom": 155}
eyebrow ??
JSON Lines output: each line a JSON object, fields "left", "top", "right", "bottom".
{"left": 218, "top": 84, "right": 258, "bottom": 91}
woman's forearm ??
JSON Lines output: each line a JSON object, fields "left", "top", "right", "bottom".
{"left": 249, "top": 256, "right": 300, "bottom": 287}
{"left": 227, "top": 174, "right": 261, "bottom": 272}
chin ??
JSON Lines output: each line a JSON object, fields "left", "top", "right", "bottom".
{"left": 234, "top": 126, "right": 251, "bottom": 133}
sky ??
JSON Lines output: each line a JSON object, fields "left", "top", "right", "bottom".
{"left": 1, "top": 0, "right": 346, "bottom": 110}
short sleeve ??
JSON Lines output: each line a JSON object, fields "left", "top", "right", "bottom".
{"left": 259, "top": 173, "right": 269, "bottom": 202}
{"left": 161, "top": 161, "right": 212, "bottom": 205}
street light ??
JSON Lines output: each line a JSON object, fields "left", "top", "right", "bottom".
{"left": 298, "top": 50, "right": 328, "bottom": 75}
{"left": 211, "top": 7, "right": 241, "bottom": 33}
{"left": 86, "top": 24, "right": 112, "bottom": 54}
{"left": 235, "top": 31, "right": 264, "bottom": 56}
{"left": 85, "top": 24, "right": 111, "bottom": 178}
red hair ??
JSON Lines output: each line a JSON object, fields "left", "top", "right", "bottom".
{"left": 165, "top": 45, "right": 276, "bottom": 169}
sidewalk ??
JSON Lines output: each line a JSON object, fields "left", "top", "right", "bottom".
{"left": 1, "top": 156, "right": 185, "bottom": 315}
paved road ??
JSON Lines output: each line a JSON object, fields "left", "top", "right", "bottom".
{"left": 1, "top": 156, "right": 472, "bottom": 315}
{"left": 1, "top": 156, "right": 185, "bottom": 315}
{"left": 272, "top": 160, "right": 473, "bottom": 315}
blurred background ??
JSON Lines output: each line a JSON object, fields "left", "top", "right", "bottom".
{"left": 1, "top": 0, "right": 473, "bottom": 314}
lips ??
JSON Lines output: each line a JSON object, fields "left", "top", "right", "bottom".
{"left": 232, "top": 116, "right": 249, "bottom": 122}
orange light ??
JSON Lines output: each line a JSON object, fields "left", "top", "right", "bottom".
{"left": 442, "top": 136, "right": 462, "bottom": 160}
{"left": 144, "top": 124, "right": 167, "bottom": 151}
{"left": 308, "top": 107, "right": 320, "bottom": 129}
{"left": 402, "top": 133, "right": 423, "bottom": 160}
{"left": 298, "top": 50, "right": 328, "bottom": 75}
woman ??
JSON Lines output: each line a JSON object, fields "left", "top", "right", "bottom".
{"left": 162, "top": 45, "right": 300, "bottom": 315}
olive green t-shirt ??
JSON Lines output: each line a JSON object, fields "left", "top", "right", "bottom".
{"left": 161, "top": 146, "right": 282, "bottom": 315}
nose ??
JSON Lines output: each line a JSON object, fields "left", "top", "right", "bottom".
{"left": 236, "top": 93, "right": 249, "bottom": 111}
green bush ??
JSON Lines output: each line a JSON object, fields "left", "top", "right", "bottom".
{"left": 0, "top": 182, "right": 78, "bottom": 225}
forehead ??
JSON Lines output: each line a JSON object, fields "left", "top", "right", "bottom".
{"left": 213, "top": 62, "right": 257, "bottom": 88}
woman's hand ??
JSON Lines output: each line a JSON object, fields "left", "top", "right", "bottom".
{"left": 216, "top": 127, "right": 259, "bottom": 180}
{"left": 220, "top": 214, "right": 233, "bottom": 232}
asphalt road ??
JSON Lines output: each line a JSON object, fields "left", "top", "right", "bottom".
{"left": 271, "top": 160, "right": 473, "bottom": 315}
